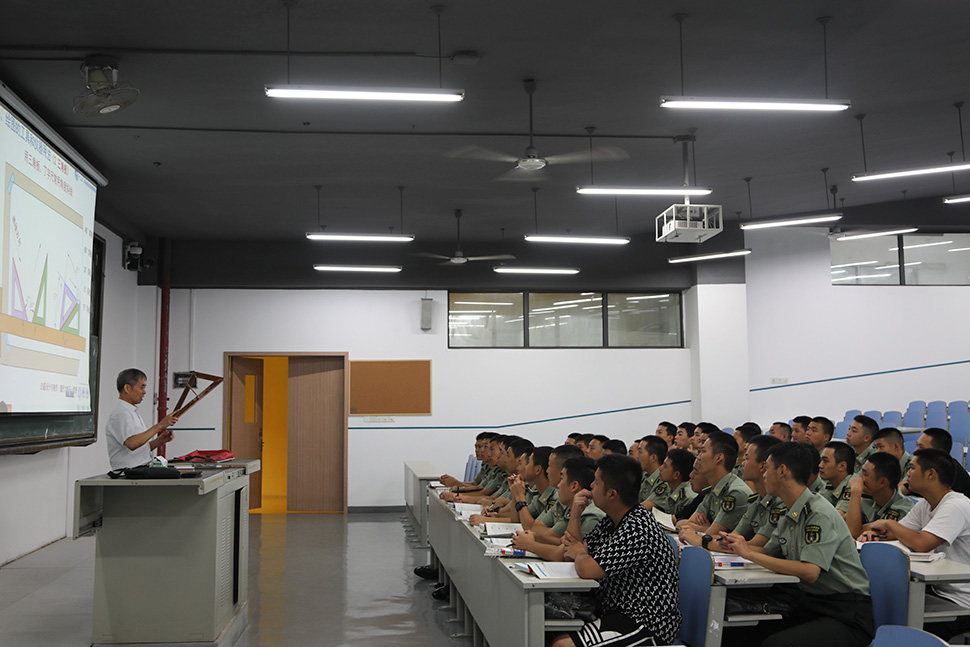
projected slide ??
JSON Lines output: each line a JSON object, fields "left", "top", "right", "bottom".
{"left": 1, "top": 101, "right": 96, "bottom": 413}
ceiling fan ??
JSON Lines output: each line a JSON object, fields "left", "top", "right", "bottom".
{"left": 446, "top": 79, "right": 627, "bottom": 181}
{"left": 414, "top": 210, "right": 515, "bottom": 265}
{"left": 73, "top": 55, "right": 140, "bottom": 117}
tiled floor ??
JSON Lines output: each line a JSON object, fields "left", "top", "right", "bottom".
{"left": 0, "top": 512, "right": 469, "bottom": 647}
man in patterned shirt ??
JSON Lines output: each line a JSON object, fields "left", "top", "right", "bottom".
{"left": 552, "top": 454, "right": 680, "bottom": 647}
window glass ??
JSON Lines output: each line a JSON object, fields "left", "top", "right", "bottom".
{"left": 830, "top": 236, "right": 900, "bottom": 285}
{"left": 448, "top": 293, "right": 524, "bottom": 347}
{"left": 900, "top": 233, "right": 970, "bottom": 285}
{"left": 528, "top": 293, "right": 603, "bottom": 347}
{"left": 608, "top": 293, "right": 682, "bottom": 347}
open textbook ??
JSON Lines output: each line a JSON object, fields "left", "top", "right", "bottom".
{"left": 855, "top": 539, "right": 944, "bottom": 562}
{"left": 651, "top": 508, "right": 677, "bottom": 532}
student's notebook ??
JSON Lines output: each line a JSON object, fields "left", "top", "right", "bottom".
{"left": 651, "top": 508, "right": 677, "bottom": 532}
{"left": 480, "top": 522, "right": 523, "bottom": 537}
{"left": 513, "top": 562, "right": 581, "bottom": 579}
{"left": 710, "top": 552, "right": 759, "bottom": 569}
{"left": 453, "top": 503, "right": 482, "bottom": 519}
{"left": 855, "top": 539, "right": 945, "bottom": 562}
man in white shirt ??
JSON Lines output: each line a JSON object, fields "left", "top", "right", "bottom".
{"left": 106, "top": 368, "right": 178, "bottom": 470}
{"left": 862, "top": 448, "right": 970, "bottom": 641}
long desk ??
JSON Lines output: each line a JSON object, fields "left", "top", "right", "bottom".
{"left": 908, "top": 558, "right": 970, "bottom": 629}
{"left": 427, "top": 488, "right": 598, "bottom": 647}
{"left": 405, "top": 460, "right": 440, "bottom": 546}
{"left": 704, "top": 565, "right": 798, "bottom": 647}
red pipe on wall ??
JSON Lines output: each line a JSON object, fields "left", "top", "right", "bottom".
{"left": 156, "top": 238, "right": 171, "bottom": 457}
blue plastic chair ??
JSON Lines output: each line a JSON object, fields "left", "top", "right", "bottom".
{"left": 951, "top": 442, "right": 966, "bottom": 468}
{"left": 870, "top": 625, "right": 948, "bottom": 647}
{"left": 677, "top": 546, "right": 713, "bottom": 647}
{"left": 904, "top": 435, "right": 919, "bottom": 454}
{"left": 882, "top": 411, "right": 903, "bottom": 428}
{"left": 844, "top": 409, "right": 862, "bottom": 423}
{"left": 859, "top": 542, "right": 910, "bottom": 630}
{"left": 926, "top": 400, "right": 948, "bottom": 430}
{"left": 863, "top": 410, "right": 882, "bottom": 424}
{"left": 950, "top": 400, "right": 969, "bottom": 417}
{"left": 834, "top": 420, "right": 849, "bottom": 440}
{"left": 667, "top": 534, "right": 680, "bottom": 563}
{"left": 463, "top": 455, "right": 480, "bottom": 481}
{"left": 949, "top": 410, "right": 970, "bottom": 447}
{"left": 903, "top": 406, "right": 925, "bottom": 428}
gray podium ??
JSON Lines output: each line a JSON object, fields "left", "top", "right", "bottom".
{"left": 74, "top": 461, "right": 260, "bottom": 647}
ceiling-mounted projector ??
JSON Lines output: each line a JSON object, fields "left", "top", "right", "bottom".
{"left": 656, "top": 203, "right": 723, "bottom": 243}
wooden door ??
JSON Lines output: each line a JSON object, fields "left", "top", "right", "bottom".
{"left": 229, "top": 356, "right": 263, "bottom": 510}
{"left": 287, "top": 356, "right": 347, "bottom": 512}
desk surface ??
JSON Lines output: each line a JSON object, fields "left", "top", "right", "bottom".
{"left": 911, "top": 558, "right": 970, "bottom": 583}
{"left": 714, "top": 568, "right": 800, "bottom": 586}
{"left": 404, "top": 461, "right": 441, "bottom": 479}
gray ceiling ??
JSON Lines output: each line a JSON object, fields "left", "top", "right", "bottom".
{"left": 3, "top": 0, "right": 970, "bottom": 289}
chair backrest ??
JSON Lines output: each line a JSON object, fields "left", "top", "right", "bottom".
{"left": 882, "top": 410, "right": 903, "bottom": 428}
{"left": 859, "top": 543, "right": 910, "bottom": 630}
{"left": 834, "top": 420, "right": 849, "bottom": 440}
{"left": 463, "top": 454, "right": 477, "bottom": 481}
{"left": 951, "top": 442, "right": 966, "bottom": 468}
{"left": 863, "top": 410, "right": 882, "bottom": 424}
{"left": 678, "top": 546, "right": 713, "bottom": 647}
{"left": 949, "top": 410, "right": 970, "bottom": 447}
{"left": 950, "top": 400, "right": 970, "bottom": 417}
{"left": 871, "top": 625, "right": 948, "bottom": 647}
{"left": 925, "top": 409, "right": 948, "bottom": 430}
{"left": 667, "top": 534, "right": 680, "bottom": 563}
{"left": 902, "top": 407, "right": 925, "bottom": 428}
{"left": 844, "top": 409, "right": 862, "bottom": 422}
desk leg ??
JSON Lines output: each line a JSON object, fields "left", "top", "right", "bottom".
{"left": 473, "top": 623, "right": 484, "bottom": 647}
{"left": 908, "top": 580, "right": 927, "bottom": 630}
{"left": 525, "top": 589, "right": 547, "bottom": 647}
{"left": 706, "top": 585, "right": 727, "bottom": 647}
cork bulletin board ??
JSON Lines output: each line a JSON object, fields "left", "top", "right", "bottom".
{"left": 349, "top": 360, "right": 431, "bottom": 415}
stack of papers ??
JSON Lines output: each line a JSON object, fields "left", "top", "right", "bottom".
{"left": 651, "top": 508, "right": 677, "bottom": 532}
{"left": 480, "top": 522, "right": 523, "bottom": 537}
{"left": 856, "top": 540, "right": 945, "bottom": 562}
{"left": 710, "top": 552, "right": 759, "bottom": 569}
{"left": 453, "top": 503, "right": 482, "bottom": 519}
{"left": 513, "top": 562, "right": 581, "bottom": 579}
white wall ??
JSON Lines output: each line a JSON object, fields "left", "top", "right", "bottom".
{"left": 745, "top": 226, "right": 970, "bottom": 425}
{"left": 0, "top": 225, "right": 156, "bottom": 565}
{"left": 163, "top": 289, "right": 695, "bottom": 507}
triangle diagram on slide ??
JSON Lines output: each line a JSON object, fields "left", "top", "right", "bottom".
{"left": 9, "top": 259, "right": 28, "bottom": 321}
{"left": 32, "top": 255, "right": 48, "bottom": 326}
{"left": 60, "top": 283, "right": 80, "bottom": 334}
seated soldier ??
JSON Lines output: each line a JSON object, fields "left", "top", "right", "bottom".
{"left": 550, "top": 454, "right": 680, "bottom": 647}
{"left": 482, "top": 438, "right": 534, "bottom": 510}
{"left": 637, "top": 436, "right": 667, "bottom": 505}
{"left": 721, "top": 443, "right": 874, "bottom": 647}
{"left": 643, "top": 447, "right": 695, "bottom": 513}
{"left": 576, "top": 433, "right": 594, "bottom": 456}
{"left": 655, "top": 421, "right": 677, "bottom": 448}
{"left": 733, "top": 423, "right": 763, "bottom": 479}
{"left": 566, "top": 432, "right": 582, "bottom": 446}
{"left": 802, "top": 442, "right": 826, "bottom": 495}
{"left": 456, "top": 435, "right": 526, "bottom": 506}
{"left": 512, "top": 456, "right": 606, "bottom": 554}
{"left": 769, "top": 421, "right": 792, "bottom": 442}
{"left": 844, "top": 451, "right": 913, "bottom": 537}
{"left": 907, "top": 427, "right": 970, "bottom": 497}
{"left": 861, "top": 448, "right": 970, "bottom": 642}
{"left": 680, "top": 435, "right": 784, "bottom": 551}
{"left": 438, "top": 431, "right": 493, "bottom": 490}
{"left": 673, "top": 465, "right": 711, "bottom": 522}
{"left": 676, "top": 431, "right": 753, "bottom": 536}
{"left": 820, "top": 441, "right": 855, "bottom": 516}
{"left": 805, "top": 416, "right": 835, "bottom": 454}
{"left": 441, "top": 434, "right": 508, "bottom": 502}
{"left": 692, "top": 422, "right": 720, "bottom": 455}
{"left": 508, "top": 446, "right": 557, "bottom": 530}
{"left": 602, "top": 438, "right": 627, "bottom": 456}
{"left": 529, "top": 444, "right": 585, "bottom": 544}
{"left": 871, "top": 427, "right": 912, "bottom": 482}
{"left": 845, "top": 415, "right": 878, "bottom": 473}
{"left": 586, "top": 435, "right": 610, "bottom": 460}
{"left": 791, "top": 416, "right": 812, "bottom": 444}
{"left": 674, "top": 422, "right": 695, "bottom": 451}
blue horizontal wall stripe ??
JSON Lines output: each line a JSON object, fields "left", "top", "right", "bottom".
{"left": 349, "top": 398, "right": 692, "bottom": 431}
{"left": 750, "top": 359, "right": 970, "bottom": 393}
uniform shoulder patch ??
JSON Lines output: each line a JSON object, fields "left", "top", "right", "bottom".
{"left": 747, "top": 493, "right": 760, "bottom": 503}
{"left": 653, "top": 482, "right": 669, "bottom": 495}
{"left": 841, "top": 490, "right": 852, "bottom": 501}
{"left": 769, "top": 506, "right": 787, "bottom": 525}
{"left": 885, "top": 509, "right": 902, "bottom": 521}
{"left": 722, "top": 495, "right": 736, "bottom": 512}
{"left": 805, "top": 524, "right": 822, "bottom": 544}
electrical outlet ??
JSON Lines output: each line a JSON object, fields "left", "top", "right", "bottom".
{"left": 363, "top": 416, "right": 395, "bottom": 423}
{"left": 770, "top": 377, "right": 788, "bottom": 385}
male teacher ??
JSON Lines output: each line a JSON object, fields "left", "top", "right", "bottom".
{"left": 106, "top": 368, "right": 178, "bottom": 469}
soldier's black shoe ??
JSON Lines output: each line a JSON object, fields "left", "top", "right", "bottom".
{"left": 414, "top": 564, "right": 438, "bottom": 580}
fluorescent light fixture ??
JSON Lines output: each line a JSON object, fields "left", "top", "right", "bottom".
{"left": 493, "top": 267, "right": 580, "bottom": 275}
{"left": 313, "top": 264, "right": 402, "bottom": 273}
{"left": 659, "top": 96, "right": 851, "bottom": 112}
{"left": 266, "top": 85, "right": 464, "bottom": 102}
{"left": 944, "top": 194, "right": 970, "bottom": 204}
{"left": 453, "top": 301, "right": 515, "bottom": 306}
{"left": 889, "top": 241, "right": 952, "bottom": 251}
{"left": 948, "top": 247, "right": 970, "bottom": 253}
{"left": 831, "top": 270, "right": 846, "bottom": 275}
{"left": 831, "top": 273, "right": 892, "bottom": 282}
{"left": 835, "top": 228, "right": 917, "bottom": 241}
{"left": 739, "top": 213, "right": 842, "bottom": 230}
{"left": 577, "top": 186, "right": 712, "bottom": 196}
{"left": 552, "top": 297, "right": 601, "bottom": 306}
{"left": 851, "top": 162, "right": 970, "bottom": 182}
{"left": 524, "top": 234, "right": 630, "bottom": 245}
{"left": 830, "top": 261, "right": 878, "bottom": 269}
{"left": 306, "top": 232, "right": 415, "bottom": 242}
{"left": 626, "top": 294, "right": 671, "bottom": 301}
{"left": 667, "top": 249, "right": 751, "bottom": 264}
{"left": 874, "top": 262, "right": 922, "bottom": 270}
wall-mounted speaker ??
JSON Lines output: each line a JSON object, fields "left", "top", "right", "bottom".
{"left": 420, "top": 298, "right": 434, "bottom": 331}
